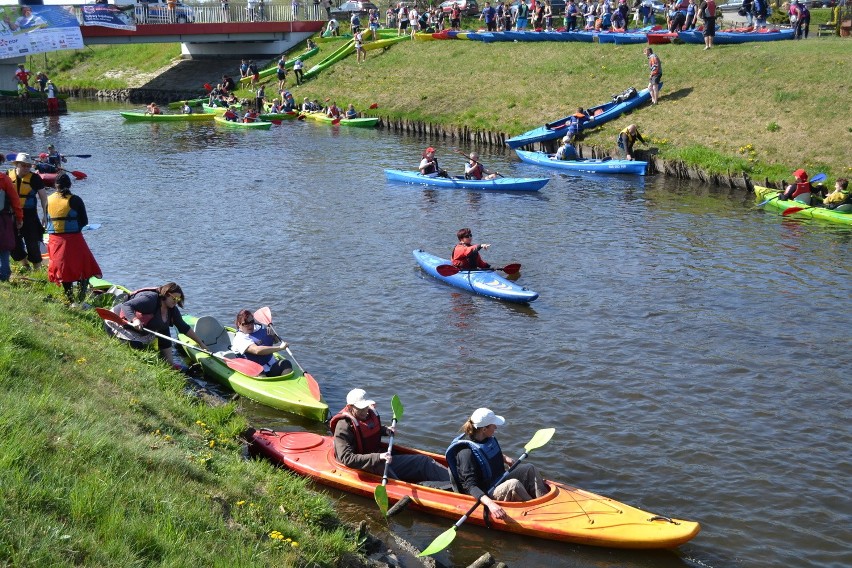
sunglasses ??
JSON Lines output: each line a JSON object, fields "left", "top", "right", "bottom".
{"left": 242, "top": 319, "right": 254, "bottom": 326}
{"left": 170, "top": 294, "right": 182, "bottom": 302}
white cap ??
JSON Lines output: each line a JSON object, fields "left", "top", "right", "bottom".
{"left": 14, "top": 153, "right": 33, "bottom": 165}
{"left": 470, "top": 408, "right": 505, "bottom": 428}
{"left": 346, "top": 388, "right": 375, "bottom": 409}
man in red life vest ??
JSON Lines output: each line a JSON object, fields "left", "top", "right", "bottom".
{"left": 331, "top": 389, "right": 450, "bottom": 483}
{"left": 778, "top": 169, "right": 812, "bottom": 203}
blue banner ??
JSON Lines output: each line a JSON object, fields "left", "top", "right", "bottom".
{"left": 80, "top": 4, "right": 137, "bottom": 31}
{"left": 0, "top": 5, "right": 84, "bottom": 59}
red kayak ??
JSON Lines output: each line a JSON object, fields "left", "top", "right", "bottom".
{"left": 248, "top": 429, "right": 701, "bottom": 550}
{"left": 39, "top": 170, "right": 87, "bottom": 187}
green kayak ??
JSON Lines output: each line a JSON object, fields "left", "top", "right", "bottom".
{"left": 120, "top": 111, "right": 214, "bottom": 122}
{"left": 202, "top": 103, "right": 228, "bottom": 115}
{"left": 178, "top": 315, "right": 329, "bottom": 421}
{"left": 214, "top": 116, "right": 272, "bottom": 130}
{"left": 755, "top": 185, "right": 852, "bottom": 226}
{"left": 301, "top": 111, "right": 379, "bottom": 128}
{"left": 167, "top": 97, "right": 206, "bottom": 109}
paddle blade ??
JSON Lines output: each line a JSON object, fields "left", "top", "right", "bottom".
{"left": 756, "top": 197, "right": 774, "bottom": 207}
{"left": 70, "top": 170, "right": 87, "bottom": 180}
{"left": 253, "top": 306, "right": 273, "bottom": 325}
{"left": 500, "top": 263, "right": 521, "bottom": 275}
{"left": 305, "top": 372, "right": 322, "bottom": 401}
{"left": 297, "top": 114, "right": 306, "bottom": 121}
{"left": 331, "top": 117, "right": 342, "bottom": 125}
{"left": 419, "top": 527, "right": 458, "bottom": 557}
{"left": 369, "top": 102, "right": 379, "bottom": 109}
{"left": 810, "top": 173, "right": 827, "bottom": 183}
{"left": 782, "top": 207, "right": 806, "bottom": 217}
{"left": 204, "top": 82, "right": 212, "bottom": 91}
{"left": 270, "top": 120, "right": 282, "bottom": 125}
{"left": 374, "top": 484, "right": 389, "bottom": 516}
{"left": 69, "top": 154, "right": 92, "bottom": 158}
{"left": 524, "top": 428, "right": 556, "bottom": 453}
{"left": 436, "top": 264, "right": 460, "bottom": 277}
{"left": 391, "top": 394, "right": 404, "bottom": 422}
{"left": 95, "top": 307, "right": 124, "bottom": 325}
{"left": 225, "top": 357, "right": 265, "bottom": 377}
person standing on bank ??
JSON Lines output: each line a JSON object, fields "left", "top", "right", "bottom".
{"left": 46, "top": 173, "right": 102, "bottom": 306}
{"left": 446, "top": 408, "right": 548, "bottom": 519}
{"left": 0, "top": 156, "right": 25, "bottom": 282}
{"left": 7, "top": 153, "right": 47, "bottom": 271}
{"left": 643, "top": 46, "right": 662, "bottom": 105}
{"left": 699, "top": 0, "right": 717, "bottom": 50}
{"left": 330, "top": 388, "right": 450, "bottom": 483}
{"left": 452, "top": 228, "right": 491, "bottom": 270}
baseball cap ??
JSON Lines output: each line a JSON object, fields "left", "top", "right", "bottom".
{"left": 346, "top": 388, "right": 375, "bottom": 409}
{"left": 470, "top": 408, "right": 505, "bottom": 428}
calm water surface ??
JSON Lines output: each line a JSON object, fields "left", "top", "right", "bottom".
{"left": 3, "top": 102, "right": 850, "bottom": 568}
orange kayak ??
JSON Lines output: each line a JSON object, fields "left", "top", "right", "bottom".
{"left": 247, "top": 430, "right": 700, "bottom": 550}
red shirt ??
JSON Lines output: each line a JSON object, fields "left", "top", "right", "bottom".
{"left": 452, "top": 243, "right": 489, "bottom": 269}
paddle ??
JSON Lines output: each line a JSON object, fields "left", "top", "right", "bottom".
{"left": 68, "top": 171, "right": 87, "bottom": 180}
{"left": 65, "top": 154, "right": 92, "bottom": 159}
{"left": 253, "top": 307, "right": 322, "bottom": 400}
{"left": 453, "top": 149, "right": 504, "bottom": 178}
{"left": 331, "top": 117, "right": 342, "bottom": 125}
{"left": 95, "top": 308, "right": 264, "bottom": 377}
{"left": 436, "top": 263, "right": 521, "bottom": 277}
{"left": 374, "top": 394, "right": 404, "bottom": 516}
{"left": 418, "top": 427, "right": 556, "bottom": 557}
{"left": 756, "top": 173, "right": 827, "bottom": 207}
{"left": 368, "top": 102, "right": 379, "bottom": 109}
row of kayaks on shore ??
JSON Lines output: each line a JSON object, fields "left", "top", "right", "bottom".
{"left": 120, "top": 108, "right": 379, "bottom": 129}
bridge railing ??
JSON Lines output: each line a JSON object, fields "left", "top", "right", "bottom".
{"left": 74, "top": 2, "right": 329, "bottom": 26}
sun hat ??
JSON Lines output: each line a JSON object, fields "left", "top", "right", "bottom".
{"left": 470, "top": 408, "right": 505, "bottom": 428}
{"left": 793, "top": 168, "right": 808, "bottom": 182}
{"left": 346, "top": 388, "right": 375, "bottom": 409}
{"left": 13, "top": 153, "right": 33, "bottom": 165}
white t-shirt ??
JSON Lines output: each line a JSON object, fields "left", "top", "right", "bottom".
{"left": 231, "top": 327, "right": 275, "bottom": 371}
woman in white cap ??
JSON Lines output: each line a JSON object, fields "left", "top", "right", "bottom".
{"left": 553, "top": 135, "right": 578, "bottom": 161}
{"left": 7, "top": 153, "right": 47, "bottom": 271}
{"left": 446, "top": 408, "right": 547, "bottom": 519}
{"left": 330, "top": 389, "right": 450, "bottom": 483}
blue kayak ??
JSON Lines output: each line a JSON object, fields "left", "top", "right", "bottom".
{"left": 505, "top": 85, "right": 658, "bottom": 149}
{"left": 413, "top": 249, "right": 539, "bottom": 304}
{"left": 384, "top": 169, "right": 549, "bottom": 192}
{"left": 515, "top": 150, "right": 647, "bottom": 175}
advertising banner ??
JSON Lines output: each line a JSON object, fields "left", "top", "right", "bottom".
{"left": 80, "top": 4, "right": 136, "bottom": 31}
{"left": 0, "top": 5, "right": 84, "bottom": 59}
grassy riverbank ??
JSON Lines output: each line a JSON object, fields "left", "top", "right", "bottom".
{"left": 36, "top": 19, "right": 851, "bottom": 182}
{"left": 0, "top": 278, "right": 357, "bottom": 566}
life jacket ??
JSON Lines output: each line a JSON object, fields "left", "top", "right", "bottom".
{"left": 8, "top": 170, "right": 41, "bottom": 210}
{"left": 46, "top": 192, "right": 82, "bottom": 234}
{"left": 466, "top": 162, "right": 484, "bottom": 180}
{"left": 619, "top": 126, "right": 639, "bottom": 145}
{"left": 703, "top": 0, "right": 716, "bottom": 17}
{"left": 239, "top": 326, "right": 275, "bottom": 366}
{"left": 329, "top": 408, "right": 383, "bottom": 454}
{"left": 648, "top": 53, "right": 662, "bottom": 77}
{"left": 445, "top": 434, "right": 504, "bottom": 493}
{"left": 452, "top": 243, "right": 484, "bottom": 270}
{"left": 791, "top": 182, "right": 811, "bottom": 199}
{"left": 48, "top": 151, "right": 63, "bottom": 168}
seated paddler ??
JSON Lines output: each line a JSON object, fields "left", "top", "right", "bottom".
{"left": 452, "top": 227, "right": 491, "bottom": 270}
{"left": 331, "top": 388, "right": 450, "bottom": 483}
{"left": 231, "top": 309, "right": 293, "bottom": 376}
{"left": 554, "top": 135, "right": 578, "bottom": 161}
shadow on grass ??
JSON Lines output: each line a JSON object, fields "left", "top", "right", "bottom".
{"left": 661, "top": 87, "right": 693, "bottom": 103}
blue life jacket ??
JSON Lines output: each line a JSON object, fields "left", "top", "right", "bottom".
{"left": 241, "top": 326, "right": 275, "bottom": 366}
{"left": 445, "top": 434, "right": 504, "bottom": 493}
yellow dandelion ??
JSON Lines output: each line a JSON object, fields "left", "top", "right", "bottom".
{"left": 164, "top": 435, "right": 172, "bottom": 442}
{"left": 208, "top": 440, "right": 216, "bottom": 448}
{"left": 291, "top": 541, "right": 299, "bottom": 548}
{"left": 76, "top": 357, "right": 87, "bottom": 364}
{"left": 237, "top": 500, "right": 246, "bottom": 506}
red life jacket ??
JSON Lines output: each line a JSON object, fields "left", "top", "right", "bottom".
{"left": 705, "top": 0, "right": 716, "bottom": 17}
{"left": 329, "top": 408, "right": 382, "bottom": 453}
{"left": 792, "top": 182, "right": 811, "bottom": 199}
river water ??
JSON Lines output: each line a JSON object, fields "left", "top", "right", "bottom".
{"left": 3, "top": 102, "right": 849, "bottom": 568}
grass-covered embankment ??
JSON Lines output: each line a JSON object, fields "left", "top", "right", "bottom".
{"left": 0, "top": 280, "right": 357, "bottom": 566}
{"left": 35, "top": 14, "right": 852, "bottom": 182}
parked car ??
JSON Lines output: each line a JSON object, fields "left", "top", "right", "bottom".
{"left": 439, "top": 0, "right": 480, "bottom": 17}
{"left": 136, "top": 1, "right": 195, "bottom": 24}
{"left": 330, "top": 0, "right": 379, "bottom": 19}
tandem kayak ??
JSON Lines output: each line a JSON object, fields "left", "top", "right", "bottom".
{"left": 301, "top": 112, "right": 379, "bottom": 128}
{"left": 120, "top": 111, "right": 214, "bottom": 122}
{"left": 178, "top": 315, "right": 329, "bottom": 421}
{"left": 213, "top": 116, "right": 273, "bottom": 130}
{"left": 385, "top": 170, "right": 549, "bottom": 192}
{"left": 505, "top": 85, "right": 658, "bottom": 149}
{"left": 754, "top": 185, "right": 852, "bottom": 226}
{"left": 413, "top": 249, "right": 539, "bottom": 303}
{"left": 247, "top": 429, "right": 701, "bottom": 549}
{"left": 515, "top": 150, "right": 647, "bottom": 175}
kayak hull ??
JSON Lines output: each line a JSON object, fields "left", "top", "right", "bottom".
{"left": 515, "top": 150, "right": 647, "bottom": 175}
{"left": 413, "top": 249, "right": 539, "bottom": 303}
{"left": 506, "top": 85, "right": 658, "bottom": 148}
{"left": 385, "top": 169, "right": 548, "bottom": 192}
{"left": 248, "top": 430, "right": 701, "bottom": 549}
{"left": 301, "top": 112, "right": 379, "bottom": 127}
{"left": 677, "top": 28, "right": 794, "bottom": 43}
{"left": 178, "top": 315, "right": 329, "bottom": 421}
{"left": 754, "top": 185, "right": 852, "bottom": 225}
{"left": 120, "top": 111, "right": 214, "bottom": 122}
{"left": 213, "top": 116, "right": 273, "bottom": 130}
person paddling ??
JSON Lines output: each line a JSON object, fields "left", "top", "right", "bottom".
{"left": 464, "top": 152, "right": 499, "bottom": 180}
{"left": 452, "top": 228, "right": 491, "bottom": 270}
{"left": 231, "top": 309, "right": 293, "bottom": 376}
{"left": 823, "top": 178, "right": 850, "bottom": 210}
{"left": 419, "top": 147, "right": 449, "bottom": 178}
{"left": 553, "top": 135, "right": 579, "bottom": 161}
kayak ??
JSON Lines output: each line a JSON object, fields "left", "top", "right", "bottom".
{"left": 247, "top": 429, "right": 701, "bottom": 549}
{"left": 166, "top": 97, "right": 206, "bottom": 109}
{"left": 754, "top": 185, "right": 852, "bottom": 226}
{"left": 120, "top": 111, "right": 214, "bottom": 122}
{"left": 303, "top": 40, "right": 355, "bottom": 80}
{"left": 386, "top": 170, "right": 549, "bottom": 192}
{"left": 259, "top": 111, "right": 299, "bottom": 121}
{"left": 238, "top": 46, "right": 320, "bottom": 85}
{"left": 677, "top": 28, "right": 794, "bottom": 43}
{"left": 301, "top": 112, "right": 379, "bottom": 128}
{"left": 515, "top": 150, "right": 647, "bottom": 175}
{"left": 363, "top": 35, "right": 409, "bottom": 51}
{"left": 178, "top": 314, "right": 329, "bottom": 421}
{"left": 413, "top": 249, "right": 539, "bottom": 303}
{"left": 505, "top": 85, "right": 658, "bottom": 149}
{"left": 596, "top": 31, "right": 649, "bottom": 44}
{"left": 202, "top": 103, "right": 228, "bottom": 115}
{"left": 213, "top": 116, "right": 273, "bottom": 130}
{"left": 647, "top": 31, "right": 677, "bottom": 44}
